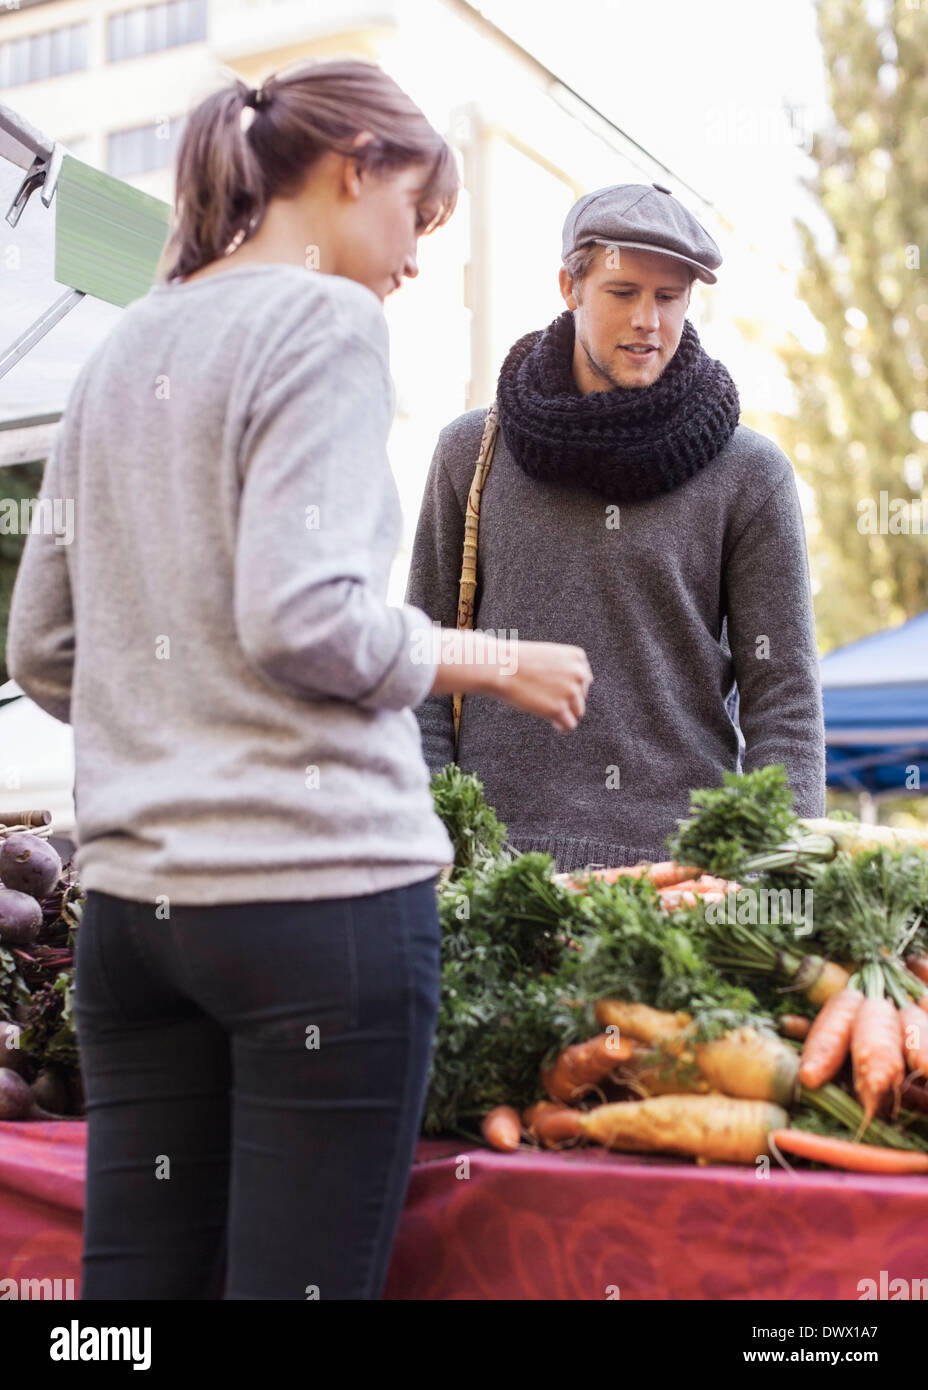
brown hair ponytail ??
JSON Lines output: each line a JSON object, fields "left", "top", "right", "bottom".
{"left": 156, "top": 58, "right": 459, "bottom": 284}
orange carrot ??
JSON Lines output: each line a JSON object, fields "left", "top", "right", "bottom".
{"left": 905, "top": 954, "right": 928, "bottom": 987}
{"left": 778, "top": 1014, "right": 812, "bottom": 1041}
{"left": 798, "top": 987, "right": 863, "bottom": 1089}
{"left": 693, "top": 874, "right": 740, "bottom": 893}
{"left": 657, "top": 875, "right": 739, "bottom": 902}
{"left": 644, "top": 862, "right": 704, "bottom": 888}
{"left": 532, "top": 1106, "right": 584, "bottom": 1148}
{"left": 480, "top": 1105, "right": 522, "bottom": 1152}
{"left": 659, "top": 889, "right": 700, "bottom": 910}
{"left": 560, "top": 861, "right": 703, "bottom": 891}
{"left": 899, "top": 1005, "right": 928, "bottom": 1077}
{"left": 597, "top": 864, "right": 647, "bottom": 882}
{"left": 541, "top": 1032, "right": 635, "bottom": 1103}
{"left": 770, "top": 1128, "right": 928, "bottom": 1174}
{"left": 522, "top": 1099, "right": 567, "bottom": 1133}
{"left": 662, "top": 875, "right": 734, "bottom": 894}
{"left": 851, "top": 996, "right": 905, "bottom": 1128}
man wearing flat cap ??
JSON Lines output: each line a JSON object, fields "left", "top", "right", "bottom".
{"left": 406, "top": 184, "right": 826, "bottom": 872}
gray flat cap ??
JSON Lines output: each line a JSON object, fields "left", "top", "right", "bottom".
{"left": 562, "top": 183, "right": 722, "bottom": 284}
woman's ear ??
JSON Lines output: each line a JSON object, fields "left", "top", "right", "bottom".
{"left": 342, "top": 130, "right": 376, "bottom": 199}
{"left": 559, "top": 264, "right": 579, "bottom": 311}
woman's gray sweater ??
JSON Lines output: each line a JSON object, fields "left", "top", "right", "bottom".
{"left": 7, "top": 265, "right": 455, "bottom": 904}
{"left": 405, "top": 406, "right": 826, "bottom": 872}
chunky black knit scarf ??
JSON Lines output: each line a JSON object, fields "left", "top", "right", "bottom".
{"left": 496, "top": 310, "right": 741, "bottom": 502}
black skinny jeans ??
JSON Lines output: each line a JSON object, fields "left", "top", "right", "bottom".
{"left": 73, "top": 875, "right": 441, "bottom": 1300}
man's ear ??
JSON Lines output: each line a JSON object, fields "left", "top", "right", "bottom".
{"left": 559, "top": 265, "right": 579, "bottom": 311}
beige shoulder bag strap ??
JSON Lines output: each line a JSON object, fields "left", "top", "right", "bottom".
{"left": 451, "top": 401, "right": 500, "bottom": 754}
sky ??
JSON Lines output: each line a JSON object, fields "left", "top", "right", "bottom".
{"left": 478, "top": 0, "right": 833, "bottom": 269}
{"left": 0, "top": 0, "right": 840, "bottom": 428}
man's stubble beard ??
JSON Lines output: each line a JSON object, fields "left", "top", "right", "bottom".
{"left": 577, "top": 326, "right": 669, "bottom": 392}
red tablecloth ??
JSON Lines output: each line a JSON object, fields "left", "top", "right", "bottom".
{"left": 2, "top": 1122, "right": 927, "bottom": 1299}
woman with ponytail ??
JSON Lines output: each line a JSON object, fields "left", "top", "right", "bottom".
{"left": 7, "top": 58, "right": 591, "bottom": 1300}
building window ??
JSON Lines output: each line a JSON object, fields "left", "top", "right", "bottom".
{"left": 107, "top": 116, "right": 186, "bottom": 179}
{"left": 62, "top": 135, "right": 93, "bottom": 164}
{"left": 0, "top": 22, "right": 88, "bottom": 89}
{"left": 107, "top": 0, "right": 207, "bottom": 62}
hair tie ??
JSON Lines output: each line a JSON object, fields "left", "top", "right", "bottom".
{"left": 244, "top": 86, "right": 269, "bottom": 110}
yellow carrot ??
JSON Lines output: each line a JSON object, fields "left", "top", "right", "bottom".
{"left": 695, "top": 1028, "right": 799, "bottom": 1106}
{"left": 535, "top": 1094, "right": 787, "bottom": 1164}
{"left": 794, "top": 955, "right": 853, "bottom": 1007}
{"left": 619, "top": 1027, "right": 799, "bottom": 1105}
{"left": 593, "top": 999, "right": 691, "bottom": 1043}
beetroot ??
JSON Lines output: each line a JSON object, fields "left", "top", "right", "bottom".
{"left": 0, "top": 833, "right": 62, "bottom": 900}
{"left": 31, "top": 1068, "right": 70, "bottom": 1116}
{"left": 0, "top": 887, "right": 42, "bottom": 945}
{"left": 0, "top": 1067, "right": 31, "bottom": 1119}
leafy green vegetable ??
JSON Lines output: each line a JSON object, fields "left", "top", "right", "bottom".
{"left": 424, "top": 857, "right": 581, "bottom": 1133}
{"left": 0, "top": 944, "right": 30, "bottom": 1022}
{"left": 438, "top": 852, "right": 574, "bottom": 972}
{"left": 568, "top": 878, "right": 759, "bottom": 1037}
{"left": 420, "top": 767, "right": 928, "bottom": 1151}
{"left": 429, "top": 764, "right": 510, "bottom": 877}
{"left": 803, "top": 847, "right": 928, "bottom": 966}
{"left": 800, "top": 1083, "right": 928, "bottom": 1151}
{"left": 665, "top": 765, "right": 800, "bottom": 877}
{"left": 18, "top": 972, "right": 79, "bottom": 1069}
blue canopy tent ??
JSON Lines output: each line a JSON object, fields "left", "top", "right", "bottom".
{"left": 820, "top": 610, "right": 928, "bottom": 805}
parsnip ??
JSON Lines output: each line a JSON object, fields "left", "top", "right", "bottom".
{"left": 593, "top": 999, "right": 691, "bottom": 1043}
{"left": 622, "top": 1027, "right": 799, "bottom": 1105}
{"left": 799, "top": 818, "right": 928, "bottom": 854}
{"left": 540, "top": 1094, "right": 789, "bottom": 1163}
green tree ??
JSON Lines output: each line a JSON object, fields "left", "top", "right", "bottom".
{"left": 0, "top": 461, "right": 46, "bottom": 686}
{"left": 775, "top": 0, "right": 928, "bottom": 651}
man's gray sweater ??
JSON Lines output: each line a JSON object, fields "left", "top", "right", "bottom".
{"left": 405, "top": 407, "right": 826, "bottom": 872}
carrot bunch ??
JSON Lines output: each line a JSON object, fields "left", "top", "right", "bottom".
{"left": 553, "top": 860, "right": 741, "bottom": 912}
{"left": 479, "top": 989, "right": 928, "bottom": 1161}
{"left": 655, "top": 874, "right": 740, "bottom": 910}
{"left": 797, "top": 965, "right": 928, "bottom": 1132}
{"left": 553, "top": 860, "right": 703, "bottom": 894}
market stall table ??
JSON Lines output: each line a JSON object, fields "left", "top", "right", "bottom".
{"left": 1, "top": 1122, "right": 925, "bottom": 1300}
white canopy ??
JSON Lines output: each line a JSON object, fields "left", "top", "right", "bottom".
{"left": 0, "top": 685, "right": 74, "bottom": 835}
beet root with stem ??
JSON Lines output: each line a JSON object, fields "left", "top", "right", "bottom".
{"left": 0, "top": 833, "right": 62, "bottom": 900}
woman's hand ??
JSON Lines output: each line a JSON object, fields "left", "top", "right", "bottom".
{"left": 488, "top": 640, "right": 593, "bottom": 732}
{"left": 430, "top": 631, "right": 593, "bottom": 732}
